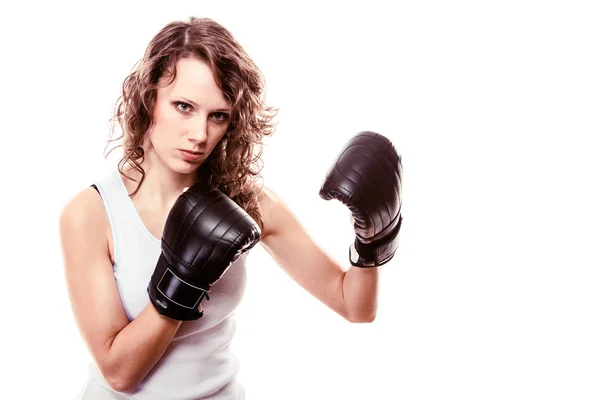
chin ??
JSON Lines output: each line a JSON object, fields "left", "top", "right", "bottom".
{"left": 169, "top": 159, "right": 203, "bottom": 175}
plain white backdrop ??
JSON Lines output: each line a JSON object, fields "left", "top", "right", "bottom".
{"left": 1, "top": 0, "right": 599, "bottom": 399}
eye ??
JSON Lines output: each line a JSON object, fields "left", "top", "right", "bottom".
{"left": 212, "top": 112, "right": 230, "bottom": 123}
{"left": 175, "top": 101, "right": 193, "bottom": 114}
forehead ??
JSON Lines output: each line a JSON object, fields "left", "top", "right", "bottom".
{"left": 160, "top": 57, "right": 229, "bottom": 108}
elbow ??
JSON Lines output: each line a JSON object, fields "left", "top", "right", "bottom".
{"left": 346, "top": 310, "right": 377, "bottom": 324}
{"left": 99, "top": 361, "right": 140, "bottom": 393}
{"left": 106, "top": 375, "right": 138, "bottom": 393}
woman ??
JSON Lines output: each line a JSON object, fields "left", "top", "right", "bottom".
{"left": 59, "top": 16, "right": 402, "bottom": 399}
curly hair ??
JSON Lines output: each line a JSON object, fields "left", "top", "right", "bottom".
{"left": 105, "top": 17, "right": 277, "bottom": 229}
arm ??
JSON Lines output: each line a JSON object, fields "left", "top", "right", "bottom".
{"left": 259, "top": 187, "right": 378, "bottom": 323}
{"left": 259, "top": 131, "right": 402, "bottom": 323}
{"left": 59, "top": 188, "right": 181, "bottom": 392}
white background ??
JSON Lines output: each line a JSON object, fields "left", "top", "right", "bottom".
{"left": 1, "top": 0, "right": 599, "bottom": 399}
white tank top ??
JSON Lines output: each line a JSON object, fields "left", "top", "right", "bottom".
{"left": 79, "top": 170, "right": 247, "bottom": 399}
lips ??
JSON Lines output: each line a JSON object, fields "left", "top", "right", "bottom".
{"left": 179, "top": 149, "right": 203, "bottom": 162}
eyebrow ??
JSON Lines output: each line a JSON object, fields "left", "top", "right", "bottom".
{"left": 178, "top": 96, "right": 231, "bottom": 112}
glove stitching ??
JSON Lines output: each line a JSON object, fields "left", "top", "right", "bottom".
{"left": 330, "top": 144, "right": 401, "bottom": 240}
{"left": 192, "top": 210, "right": 247, "bottom": 266}
{"left": 174, "top": 191, "right": 222, "bottom": 255}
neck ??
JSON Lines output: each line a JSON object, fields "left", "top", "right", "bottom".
{"left": 123, "top": 152, "right": 200, "bottom": 210}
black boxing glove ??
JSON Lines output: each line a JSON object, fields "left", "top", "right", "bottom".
{"left": 319, "top": 131, "right": 403, "bottom": 267}
{"left": 148, "top": 182, "right": 261, "bottom": 320}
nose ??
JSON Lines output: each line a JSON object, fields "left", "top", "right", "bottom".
{"left": 187, "top": 117, "right": 208, "bottom": 143}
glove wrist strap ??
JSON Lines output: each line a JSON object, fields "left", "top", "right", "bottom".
{"left": 155, "top": 266, "right": 209, "bottom": 309}
{"left": 350, "top": 214, "right": 402, "bottom": 267}
{"left": 148, "top": 252, "right": 208, "bottom": 320}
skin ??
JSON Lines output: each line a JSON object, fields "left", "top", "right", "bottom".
{"left": 59, "top": 57, "right": 379, "bottom": 392}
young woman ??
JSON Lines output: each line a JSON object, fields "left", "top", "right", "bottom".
{"left": 59, "top": 16, "right": 402, "bottom": 400}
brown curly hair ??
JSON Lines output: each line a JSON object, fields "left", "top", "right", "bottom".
{"left": 105, "top": 17, "right": 277, "bottom": 229}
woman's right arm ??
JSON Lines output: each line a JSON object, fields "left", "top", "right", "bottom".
{"left": 59, "top": 188, "right": 182, "bottom": 392}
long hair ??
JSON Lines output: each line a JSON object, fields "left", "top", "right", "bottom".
{"left": 105, "top": 17, "right": 277, "bottom": 228}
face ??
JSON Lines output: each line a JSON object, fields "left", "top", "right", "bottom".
{"left": 145, "top": 57, "right": 231, "bottom": 174}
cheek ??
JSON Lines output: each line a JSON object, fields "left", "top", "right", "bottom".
{"left": 149, "top": 107, "right": 180, "bottom": 144}
{"left": 155, "top": 104, "right": 181, "bottom": 130}
{"left": 208, "top": 128, "right": 228, "bottom": 150}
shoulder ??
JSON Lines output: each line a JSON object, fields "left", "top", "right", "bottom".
{"left": 256, "top": 184, "right": 296, "bottom": 240}
{"left": 59, "top": 186, "right": 109, "bottom": 243}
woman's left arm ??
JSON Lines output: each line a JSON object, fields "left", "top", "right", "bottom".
{"left": 258, "top": 187, "right": 378, "bottom": 323}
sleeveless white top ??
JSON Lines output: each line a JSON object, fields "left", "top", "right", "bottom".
{"left": 75, "top": 170, "right": 247, "bottom": 400}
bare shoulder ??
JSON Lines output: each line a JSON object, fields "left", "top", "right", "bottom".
{"left": 60, "top": 187, "right": 107, "bottom": 230}
{"left": 59, "top": 186, "right": 110, "bottom": 261}
{"left": 255, "top": 183, "right": 296, "bottom": 240}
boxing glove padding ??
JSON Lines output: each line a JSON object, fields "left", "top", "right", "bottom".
{"left": 320, "top": 131, "right": 402, "bottom": 267}
{"left": 148, "top": 182, "right": 261, "bottom": 320}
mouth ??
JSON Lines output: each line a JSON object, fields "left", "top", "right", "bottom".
{"left": 178, "top": 149, "right": 203, "bottom": 162}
